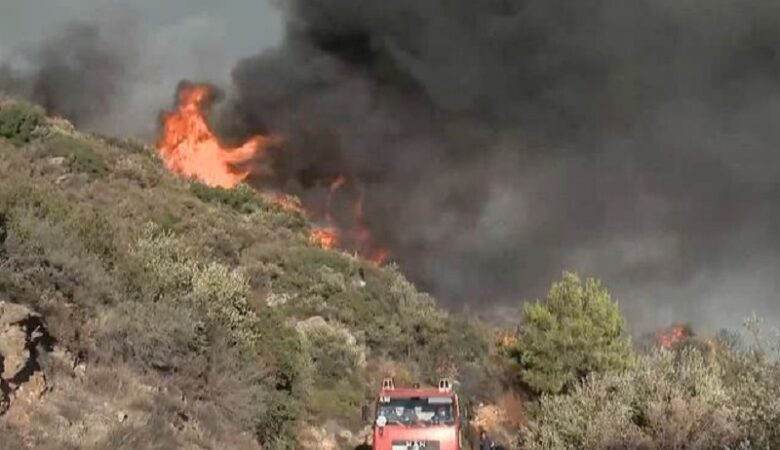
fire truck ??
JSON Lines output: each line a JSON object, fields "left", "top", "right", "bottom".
{"left": 363, "top": 378, "right": 470, "bottom": 450}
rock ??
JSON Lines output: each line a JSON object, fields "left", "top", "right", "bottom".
{"left": 0, "top": 301, "right": 53, "bottom": 417}
{"left": 296, "top": 316, "right": 327, "bottom": 330}
{"left": 298, "top": 425, "right": 339, "bottom": 450}
{"left": 48, "top": 157, "right": 66, "bottom": 166}
{"left": 0, "top": 325, "right": 27, "bottom": 380}
{"left": 338, "top": 429, "right": 353, "bottom": 441}
{"left": 0, "top": 302, "right": 35, "bottom": 325}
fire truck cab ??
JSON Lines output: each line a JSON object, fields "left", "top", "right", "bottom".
{"left": 365, "top": 378, "right": 468, "bottom": 450}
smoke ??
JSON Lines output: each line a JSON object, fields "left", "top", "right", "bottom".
{"left": 2, "top": 0, "right": 779, "bottom": 330}
{"left": 0, "top": 1, "right": 280, "bottom": 138}
{"left": 221, "top": 0, "right": 780, "bottom": 329}
{"left": 0, "top": 9, "right": 142, "bottom": 129}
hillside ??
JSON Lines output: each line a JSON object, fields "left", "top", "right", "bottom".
{"left": 0, "top": 96, "right": 492, "bottom": 449}
{"left": 7, "top": 92, "right": 780, "bottom": 450}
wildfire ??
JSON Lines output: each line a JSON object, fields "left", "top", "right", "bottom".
{"left": 265, "top": 192, "right": 306, "bottom": 215}
{"left": 156, "top": 82, "right": 390, "bottom": 265}
{"left": 495, "top": 330, "right": 519, "bottom": 349}
{"left": 157, "top": 83, "right": 274, "bottom": 188}
{"left": 354, "top": 193, "right": 390, "bottom": 264}
{"left": 310, "top": 227, "right": 339, "bottom": 249}
{"left": 655, "top": 324, "right": 692, "bottom": 349}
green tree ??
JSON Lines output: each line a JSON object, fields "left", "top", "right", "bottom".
{"left": 508, "top": 272, "right": 634, "bottom": 394}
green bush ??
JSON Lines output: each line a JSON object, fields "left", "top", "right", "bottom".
{"left": 191, "top": 182, "right": 266, "bottom": 214}
{"left": 0, "top": 177, "right": 72, "bottom": 220}
{"left": 96, "top": 134, "right": 149, "bottom": 154}
{"left": 0, "top": 101, "right": 45, "bottom": 145}
{"left": 524, "top": 347, "right": 735, "bottom": 450}
{"left": 523, "top": 328, "right": 780, "bottom": 450}
{"left": 45, "top": 134, "right": 108, "bottom": 177}
{"left": 297, "top": 318, "right": 365, "bottom": 383}
{"left": 122, "top": 223, "right": 308, "bottom": 448}
{"left": 506, "top": 272, "right": 634, "bottom": 395}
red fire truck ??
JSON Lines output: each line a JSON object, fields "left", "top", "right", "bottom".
{"left": 364, "top": 378, "right": 469, "bottom": 450}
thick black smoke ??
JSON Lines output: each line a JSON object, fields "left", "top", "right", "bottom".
{"left": 223, "top": 0, "right": 780, "bottom": 328}
{"left": 0, "top": 20, "right": 138, "bottom": 129}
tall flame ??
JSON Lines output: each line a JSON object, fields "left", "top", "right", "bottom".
{"left": 157, "top": 82, "right": 389, "bottom": 265}
{"left": 157, "top": 83, "right": 271, "bottom": 188}
{"left": 354, "top": 192, "right": 389, "bottom": 264}
{"left": 309, "top": 175, "right": 389, "bottom": 264}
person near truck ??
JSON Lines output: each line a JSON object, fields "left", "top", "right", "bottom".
{"left": 479, "top": 430, "right": 495, "bottom": 450}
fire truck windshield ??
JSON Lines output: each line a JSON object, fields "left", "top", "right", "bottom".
{"left": 376, "top": 397, "right": 455, "bottom": 426}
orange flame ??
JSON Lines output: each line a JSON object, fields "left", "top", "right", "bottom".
{"left": 496, "top": 330, "right": 519, "bottom": 349}
{"left": 157, "top": 82, "right": 389, "bottom": 264}
{"left": 330, "top": 175, "right": 347, "bottom": 192}
{"left": 310, "top": 227, "right": 339, "bottom": 249}
{"left": 655, "top": 324, "right": 691, "bottom": 349}
{"left": 157, "top": 83, "right": 272, "bottom": 188}
{"left": 354, "top": 192, "right": 390, "bottom": 264}
{"left": 265, "top": 192, "right": 306, "bottom": 215}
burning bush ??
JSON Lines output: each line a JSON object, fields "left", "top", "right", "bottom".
{"left": 156, "top": 82, "right": 390, "bottom": 265}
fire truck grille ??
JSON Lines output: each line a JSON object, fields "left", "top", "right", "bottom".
{"left": 391, "top": 441, "right": 440, "bottom": 450}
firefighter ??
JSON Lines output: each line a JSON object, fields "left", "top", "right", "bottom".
{"left": 435, "top": 405, "right": 451, "bottom": 422}
{"left": 479, "top": 430, "right": 495, "bottom": 450}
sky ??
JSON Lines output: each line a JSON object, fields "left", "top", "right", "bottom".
{"left": 0, "top": 0, "right": 283, "bottom": 136}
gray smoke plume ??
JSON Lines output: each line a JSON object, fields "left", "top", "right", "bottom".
{"left": 0, "top": 1, "right": 277, "bottom": 138}
{"left": 222, "top": 0, "right": 780, "bottom": 330}
{"left": 0, "top": 17, "right": 139, "bottom": 129}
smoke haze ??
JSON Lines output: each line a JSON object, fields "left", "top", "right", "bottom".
{"left": 3, "top": 0, "right": 780, "bottom": 331}
{"left": 0, "top": 0, "right": 281, "bottom": 136}
{"left": 225, "top": 0, "right": 780, "bottom": 330}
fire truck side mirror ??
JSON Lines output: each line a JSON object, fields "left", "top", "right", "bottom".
{"left": 361, "top": 404, "right": 370, "bottom": 424}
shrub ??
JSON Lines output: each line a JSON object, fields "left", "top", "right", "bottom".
{"left": 506, "top": 272, "right": 634, "bottom": 395}
{"left": 93, "top": 301, "right": 208, "bottom": 371}
{"left": 0, "top": 204, "right": 118, "bottom": 313}
{"left": 0, "top": 101, "right": 45, "bottom": 145}
{"left": 297, "top": 318, "right": 366, "bottom": 383}
{"left": 68, "top": 206, "right": 116, "bottom": 263}
{"left": 96, "top": 134, "right": 149, "bottom": 154}
{"left": 0, "top": 178, "right": 72, "bottom": 223}
{"left": 123, "top": 223, "right": 309, "bottom": 448}
{"left": 523, "top": 326, "right": 780, "bottom": 450}
{"left": 44, "top": 134, "right": 108, "bottom": 177}
{"left": 191, "top": 182, "right": 266, "bottom": 214}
